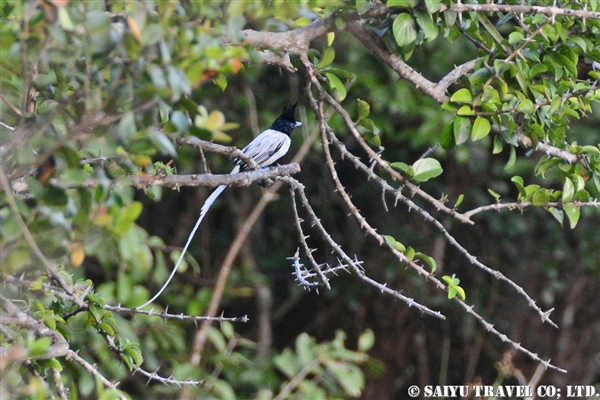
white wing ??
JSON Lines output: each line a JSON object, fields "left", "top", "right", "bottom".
{"left": 239, "top": 129, "right": 291, "bottom": 169}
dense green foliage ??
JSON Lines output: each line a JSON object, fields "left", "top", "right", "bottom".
{"left": 1, "top": 0, "right": 599, "bottom": 398}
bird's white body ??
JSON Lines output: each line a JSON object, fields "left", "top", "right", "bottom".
{"left": 138, "top": 113, "right": 300, "bottom": 309}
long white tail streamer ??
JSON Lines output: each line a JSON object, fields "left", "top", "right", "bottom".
{"left": 137, "top": 166, "right": 238, "bottom": 309}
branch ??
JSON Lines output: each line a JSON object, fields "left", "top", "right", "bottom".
{"left": 464, "top": 199, "right": 600, "bottom": 219}
{"left": 445, "top": 3, "right": 600, "bottom": 21}
{"left": 11, "top": 164, "right": 301, "bottom": 194}
{"left": 240, "top": 18, "right": 334, "bottom": 55}
{"left": 300, "top": 53, "right": 474, "bottom": 225}
{"left": 516, "top": 134, "right": 580, "bottom": 165}
{"left": 132, "top": 365, "right": 203, "bottom": 387}
{"left": 346, "top": 19, "right": 450, "bottom": 103}
{"left": 283, "top": 175, "right": 445, "bottom": 319}
{"left": 174, "top": 135, "right": 260, "bottom": 170}
{"left": 66, "top": 350, "right": 127, "bottom": 400}
{"left": 4, "top": 275, "right": 250, "bottom": 324}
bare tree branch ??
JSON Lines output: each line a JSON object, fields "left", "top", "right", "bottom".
{"left": 346, "top": 19, "right": 450, "bottom": 103}
{"left": 445, "top": 3, "right": 600, "bottom": 21}
{"left": 464, "top": 199, "right": 600, "bottom": 219}
{"left": 66, "top": 350, "right": 127, "bottom": 400}
{"left": 10, "top": 163, "right": 300, "bottom": 194}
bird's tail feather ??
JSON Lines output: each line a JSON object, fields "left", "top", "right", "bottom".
{"left": 137, "top": 184, "right": 227, "bottom": 308}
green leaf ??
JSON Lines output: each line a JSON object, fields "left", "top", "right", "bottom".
{"left": 364, "top": 133, "right": 381, "bottom": 147}
{"left": 148, "top": 129, "right": 176, "bottom": 156}
{"left": 511, "top": 176, "right": 526, "bottom": 198}
{"left": 529, "top": 63, "right": 549, "bottom": 79}
{"left": 387, "top": 0, "right": 419, "bottom": 7}
{"left": 411, "top": 158, "right": 443, "bottom": 183}
{"left": 123, "top": 343, "right": 144, "bottom": 366}
{"left": 415, "top": 252, "right": 437, "bottom": 273}
{"left": 415, "top": 12, "right": 438, "bottom": 42}
{"left": 141, "top": 24, "right": 163, "bottom": 46}
{"left": 457, "top": 105, "right": 475, "bottom": 116}
{"left": 517, "top": 98, "right": 535, "bottom": 115}
{"left": 454, "top": 194, "right": 464, "bottom": 208}
{"left": 214, "top": 74, "right": 228, "bottom": 91}
{"left": 384, "top": 235, "right": 406, "bottom": 252}
{"left": 548, "top": 207, "right": 564, "bottom": 226}
{"left": 392, "top": 13, "right": 417, "bottom": 47}
{"left": 440, "top": 120, "right": 455, "bottom": 150}
{"left": 207, "top": 327, "right": 227, "bottom": 353}
{"left": 117, "top": 112, "right": 137, "bottom": 143}
{"left": 471, "top": 117, "right": 491, "bottom": 141}
{"left": 563, "top": 204, "right": 580, "bottom": 229}
{"left": 532, "top": 188, "right": 550, "bottom": 206}
{"left": 274, "top": 348, "right": 297, "bottom": 378}
{"left": 29, "top": 337, "right": 52, "bottom": 358}
{"left": 493, "top": 135, "right": 503, "bottom": 154}
{"left": 453, "top": 116, "right": 471, "bottom": 145}
{"left": 324, "top": 360, "right": 363, "bottom": 397}
{"left": 488, "top": 189, "right": 500, "bottom": 200}
{"left": 508, "top": 31, "right": 523, "bottom": 45}
{"left": 114, "top": 202, "right": 143, "bottom": 234}
{"left": 404, "top": 246, "right": 415, "bottom": 261}
{"left": 327, "top": 32, "right": 335, "bottom": 46}
{"left": 425, "top": 0, "right": 442, "bottom": 13}
{"left": 99, "top": 321, "right": 115, "bottom": 336}
{"left": 325, "top": 72, "right": 347, "bottom": 101}
{"left": 562, "top": 177, "right": 574, "bottom": 202}
{"left": 505, "top": 146, "right": 516, "bottom": 170}
{"left": 450, "top": 88, "right": 473, "bottom": 104}
{"left": 357, "top": 99, "right": 370, "bottom": 121}
{"left": 58, "top": 7, "right": 74, "bottom": 31}
{"left": 358, "top": 329, "right": 375, "bottom": 352}
{"left": 221, "top": 321, "right": 234, "bottom": 339}
{"left": 453, "top": 285, "right": 466, "bottom": 300}
{"left": 318, "top": 46, "right": 335, "bottom": 69}
{"left": 389, "top": 162, "right": 410, "bottom": 173}
{"left": 579, "top": 145, "right": 600, "bottom": 155}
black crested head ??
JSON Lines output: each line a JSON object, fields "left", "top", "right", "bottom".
{"left": 270, "top": 103, "right": 301, "bottom": 135}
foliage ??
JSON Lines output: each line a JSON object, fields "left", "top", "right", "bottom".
{"left": 1, "top": 0, "right": 599, "bottom": 398}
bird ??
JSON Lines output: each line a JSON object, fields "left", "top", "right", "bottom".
{"left": 138, "top": 103, "right": 302, "bottom": 308}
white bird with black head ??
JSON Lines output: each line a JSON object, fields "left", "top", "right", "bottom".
{"left": 139, "top": 104, "right": 302, "bottom": 308}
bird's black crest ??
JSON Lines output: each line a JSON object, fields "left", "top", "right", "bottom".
{"left": 279, "top": 103, "right": 298, "bottom": 123}
{"left": 270, "top": 102, "right": 300, "bottom": 135}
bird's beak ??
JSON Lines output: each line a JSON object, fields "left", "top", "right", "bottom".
{"left": 294, "top": 122, "right": 302, "bottom": 128}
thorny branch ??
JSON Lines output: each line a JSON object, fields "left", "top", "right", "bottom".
{"left": 4, "top": 275, "right": 249, "bottom": 324}
{"left": 294, "top": 56, "right": 570, "bottom": 370}
{"left": 446, "top": 2, "right": 600, "bottom": 21}
{"left": 283, "top": 175, "right": 445, "bottom": 320}
{"left": 1, "top": 275, "right": 218, "bottom": 390}
{"left": 10, "top": 163, "right": 301, "bottom": 194}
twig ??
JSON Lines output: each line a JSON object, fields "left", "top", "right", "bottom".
{"left": 11, "top": 163, "right": 301, "bottom": 193}
{"left": 289, "top": 249, "right": 324, "bottom": 289}
{"left": 288, "top": 192, "right": 331, "bottom": 290}
{"left": 283, "top": 175, "right": 445, "bottom": 319}
{"left": 66, "top": 350, "right": 127, "bottom": 400}
{"left": 4, "top": 275, "right": 249, "bottom": 324}
{"left": 301, "top": 53, "right": 474, "bottom": 225}
{"left": 446, "top": 3, "right": 600, "bottom": 20}
{"left": 464, "top": 199, "right": 600, "bottom": 219}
